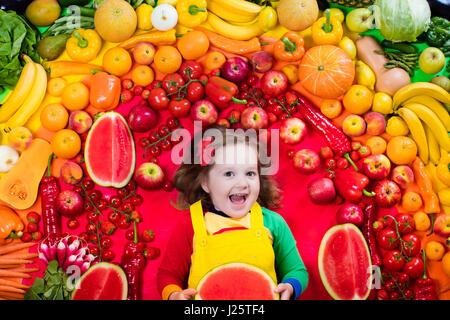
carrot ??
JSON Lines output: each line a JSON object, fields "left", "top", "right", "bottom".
{"left": 5, "top": 267, "right": 39, "bottom": 273}
{"left": 0, "top": 242, "right": 36, "bottom": 255}
{"left": 195, "top": 27, "right": 261, "bottom": 55}
{"left": 0, "top": 291, "right": 25, "bottom": 299}
{"left": 0, "top": 285, "right": 25, "bottom": 294}
{"left": 0, "top": 269, "right": 31, "bottom": 278}
{"left": 0, "top": 264, "right": 21, "bottom": 269}
{"left": 1, "top": 252, "right": 38, "bottom": 260}
{"left": 0, "top": 258, "right": 33, "bottom": 265}
{"left": 412, "top": 157, "right": 440, "bottom": 214}
{"left": 119, "top": 29, "right": 177, "bottom": 49}
{"left": 0, "top": 278, "right": 29, "bottom": 289}
{"left": 46, "top": 61, "right": 104, "bottom": 78}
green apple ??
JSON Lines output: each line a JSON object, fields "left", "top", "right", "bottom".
{"left": 419, "top": 47, "right": 446, "bottom": 75}
{"left": 430, "top": 75, "right": 450, "bottom": 92}
{"left": 345, "top": 8, "right": 374, "bottom": 33}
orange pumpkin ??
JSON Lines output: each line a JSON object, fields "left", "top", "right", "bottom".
{"left": 298, "top": 45, "right": 355, "bottom": 99}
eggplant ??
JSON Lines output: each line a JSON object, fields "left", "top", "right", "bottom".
{"left": 1, "top": 0, "right": 33, "bottom": 14}
{"left": 427, "top": 0, "right": 450, "bottom": 20}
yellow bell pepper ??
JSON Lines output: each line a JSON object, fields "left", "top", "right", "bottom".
{"left": 176, "top": 0, "right": 207, "bottom": 28}
{"left": 437, "top": 153, "right": 450, "bottom": 187}
{"left": 136, "top": 3, "right": 153, "bottom": 30}
{"left": 0, "top": 205, "right": 23, "bottom": 245}
{"left": 311, "top": 9, "right": 343, "bottom": 45}
{"left": 66, "top": 29, "right": 102, "bottom": 63}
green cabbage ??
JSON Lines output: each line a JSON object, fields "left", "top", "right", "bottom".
{"left": 373, "top": 0, "right": 431, "bottom": 42}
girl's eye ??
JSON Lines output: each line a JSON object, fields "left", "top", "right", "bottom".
{"left": 224, "top": 171, "right": 234, "bottom": 177}
{"left": 247, "top": 171, "right": 257, "bottom": 177}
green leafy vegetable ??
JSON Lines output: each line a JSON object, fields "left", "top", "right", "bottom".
{"left": 0, "top": 9, "right": 41, "bottom": 91}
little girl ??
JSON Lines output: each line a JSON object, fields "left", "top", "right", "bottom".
{"left": 156, "top": 126, "right": 308, "bottom": 300}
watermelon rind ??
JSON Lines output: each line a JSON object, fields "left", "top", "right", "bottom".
{"left": 318, "top": 223, "right": 372, "bottom": 300}
{"left": 195, "top": 262, "right": 279, "bottom": 300}
{"left": 71, "top": 262, "right": 128, "bottom": 300}
{"left": 84, "top": 111, "right": 135, "bottom": 188}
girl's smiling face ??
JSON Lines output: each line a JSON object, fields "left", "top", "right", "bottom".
{"left": 201, "top": 142, "right": 260, "bottom": 218}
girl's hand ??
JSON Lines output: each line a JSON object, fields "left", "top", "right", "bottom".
{"left": 169, "top": 288, "right": 198, "bottom": 300}
{"left": 274, "top": 283, "right": 294, "bottom": 300}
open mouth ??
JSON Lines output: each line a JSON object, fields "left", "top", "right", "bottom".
{"left": 229, "top": 193, "right": 247, "bottom": 205}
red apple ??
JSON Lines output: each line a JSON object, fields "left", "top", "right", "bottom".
{"left": 56, "top": 190, "right": 84, "bottom": 217}
{"left": 190, "top": 100, "right": 218, "bottom": 127}
{"left": 134, "top": 162, "right": 165, "bottom": 190}
{"left": 434, "top": 214, "right": 450, "bottom": 238}
{"left": 260, "top": 70, "right": 288, "bottom": 97}
{"left": 127, "top": 103, "right": 159, "bottom": 132}
{"left": 308, "top": 177, "right": 336, "bottom": 204}
{"left": 293, "top": 149, "right": 320, "bottom": 174}
{"left": 360, "top": 154, "right": 391, "bottom": 180}
{"left": 241, "top": 106, "right": 268, "bottom": 130}
{"left": 280, "top": 117, "right": 307, "bottom": 145}
{"left": 336, "top": 203, "right": 364, "bottom": 227}
{"left": 373, "top": 179, "right": 401, "bottom": 208}
{"left": 220, "top": 57, "right": 250, "bottom": 83}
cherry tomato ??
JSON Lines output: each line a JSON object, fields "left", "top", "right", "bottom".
{"left": 148, "top": 88, "right": 169, "bottom": 110}
{"left": 377, "top": 227, "right": 399, "bottom": 250}
{"left": 86, "top": 222, "right": 97, "bottom": 234}
{"left": 138, "top": 137, "right": 150, "bottom": 148}
{"left": 403, "top": 256, "right": 424, "bottom": 279}
{"left": 125, "top": 229, "right": 135, "bottom": 241}
{"left": 179, "top": 60, "right": 202, "bottom": 81}
{"left": 400, "top": 234, "right": 421, "bottom": 257}
{"left": 166, "top": 117, "right": 180, "bottom": 130}
{"left": 162, "top": 73, "right": 185, "bottom": 95}
{"left": 279, "top": 113, "right": 290, "bottom": 121}
{"left": 88, "top": 190, "right": 102, "bottom": 202}
{"left": 158, "top": 125, "right": 171, "bottom": 138}
{"left": 148, "top": 145, "right": 161, "bottom": 158}
{"left": 84, "top": 201, "right": 93, "bottom": 212}
{"left": 246, "top": 74, "right": 258, "bottom": 86}
{"left": 376, "top": 289, "right": 389, "bottom": 300}
{"left": 108, "top": 211, "right": 120, "bottom": 224}
{"left": 116, "top": 187, "right": 129, "bottom": 198}
{"left": 227, "top": 109, "right": 241, "bottom": 124}
{"left": 384, "top": 279, "right": 396, "bottom": 293}
{"left": 117, "top": 216, "right": 131, "bottom": 229}
{"left": 126, "top": 180, "right": 137, "bottom": 193}
{"left": 101, "top": 237, "right": 113, "bottom": 250}
{"left": 133, "top": 85, "right": 143, "bottom": 96}
{"left": 109, "top": 195, "right": 122, "bottom": 208}
{"left": 148, "top": 131, "right": 160, "bottom": 144}
{"left": 87, "top": 211, "right": 99, "bottom": 223}
{"left": 389, "top": 291, "right": 400, "bottom": 300}
{"left": 337, "top": 157, "right": 349, "bottom": 169}
{"left": 160, "top": 139, "right": 172, "bottom": 151}
{"left": 319, "top": 147, "right": 334, "bottom": 159}
{"left": 186, "top": 81, "right": 204, "bottom": 102}
{"left": 325, "top": 158, "right": 337, "bottom": 170}
{"left": 89, "top": 245, "right": 100, "bottom": 256}
{"left": 78, "top": 232, "right": 90, "bottom": 243}
{"left": 102, "top": 249, "right": 115, "bottom": 261}
{"left": 130, "top": 194, "right": 144, "bottom": 207}
{"left": 395, "top": 213, "right": 415, "bottom": 235}
{"left": 169, "top": 98, "right": 191, "bottom": 118}
{"left": 67, "top": 218, "right": 79, "bottom": 230}
{"left": 81, "top": 179, "right": 95, "bottom": 191}
{"left": 267, "top": 112, "right": 277, "bottom": 125}
{"left": 122, "top": 200, "right": 135, "bottom": 214}
{"left": 162, "top": 180, "right": 174, "bottom": 192}
{"left": 383, "top": 250, "right": 405, "bottom": 272}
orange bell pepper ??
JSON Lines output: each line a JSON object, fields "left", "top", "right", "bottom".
{"left": 89, "top": 72, "right": 121, "bottom": 111}
{"left": 0, "top": 205, "right": 24, "bottom": 245}
{"left": 273, "top": 32, "right": 305, "bottom": 62}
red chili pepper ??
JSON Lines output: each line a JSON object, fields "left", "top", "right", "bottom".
{"left": 414, "top": 250, "right": 438, "bottom": 300}
{"left": 362, "top": 200, "right": 382, "bottom": 266}
{"left": 39, "top": 154, "right": 61, "bottom": 244}
{"left": 333, "top": 168, "right": 375, "bottom": 203}
{"left": 204, "top": 76, "right": 246, "bottom": 109}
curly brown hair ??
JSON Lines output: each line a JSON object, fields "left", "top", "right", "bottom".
{"left": 171, "top": 125, "right": 282, "bottom": 211}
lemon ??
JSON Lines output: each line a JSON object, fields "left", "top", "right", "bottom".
{"left": 355, "top": 60, "right": 375, "bottom": 91}
{"left": 386, "top": 116, "right": 409, "bottom": 136}
{"left": 372, "top": 92, "right": 393, "bottom": 114}
{"left": 338, "top": 36, "right": 356, "bottom": 60}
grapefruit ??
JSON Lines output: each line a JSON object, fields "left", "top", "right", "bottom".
{"left": 94, "top": 0, "right": 137, "bottom": 43}
{"left": 318, "top": 224, "right": 372, "bottom": 300}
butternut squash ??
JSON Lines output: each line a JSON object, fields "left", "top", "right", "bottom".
{"left": 0, "top": 139, "right": 52, "bottom": 210}
{"left": 355, "top": 35, "right": 410, "bottom": 96}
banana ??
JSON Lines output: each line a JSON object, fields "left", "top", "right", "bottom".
{"left": 426, "top": 162, "right": 448, "bottom": 193}
{"left": 4, "top": 62, "right": 48, "bottom": 131}
{"left": 393, "top": 82, "right": 450, "bottom": 108}
{"left": 397, "top": 107, "right": 429, "bottom": 164}
{"left": 404, "top": 95, "right": 450, "bottom": 131}
{"left": 207, "top": 0, "right": 258, "bottom": 23}
{"left": 207, "top": 12, "right": 264, "bottom": 40}
{"left": 403, "top": 102, "right": 450, "bottom": 152}
{"left": 0, "top": 56, "right": 37, "bottom": 123}
{"left": 424, "top": 121, "right": 441, "bottom": 166}
{"left": 209, "top": 0, "right": 262, "bottom": 17}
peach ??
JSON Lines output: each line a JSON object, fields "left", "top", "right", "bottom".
{"left": 250, "top": 51, "right": 273, "bottom": 73}
{"left": 342, "top": 114, "right": 366, "bottom": 137}
{"left": 132, "top": 42, "right": 156, "bottom": 65}
{"left": 7, "top": 126, "right": 33, "bottom": 152}
{"left": 434, "top": 214, "right": 450, "bottom": 238}
{"left": 364, "top": 112, "right": 386, "bottom": 136}
{"left": 391, "top": 165, "right": 414, "bottom": 189}
{"left": 68, "top": 110, "right": 93, "bottom": 134}
{"left": 60, "top": 161, "right": 84, "bottom": 185}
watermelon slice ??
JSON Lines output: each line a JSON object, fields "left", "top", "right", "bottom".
{"left": 196, "top": 263, "right": 278, "bottom": 300}
{"left": 84, "top": 112, "right": 135, "bottom": 188}
{"left": 318, "top": 223, "right": 372, "bottom": 300}
{"left": 71, "top": 262, "right": 128, "bottom": 300}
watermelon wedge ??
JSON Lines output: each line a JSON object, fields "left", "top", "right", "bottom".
{"left": 196, "top": 263, "right": 278, "bottom": 300}
{"left": 318, "top": 223, "right": 372, "bottom": 300}
{"left": 84, "top": 112, "right": 135, "bottom": 188}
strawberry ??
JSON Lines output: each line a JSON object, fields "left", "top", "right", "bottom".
{"left": 26, "top": 211, "right": 40, "bottom": 224}
{"left": 144, "top": 246, "right": 160, "bottom": 260}
{"left": 27, "top": 222, "right": 38, "bottom": 233}
{"left": 141, "top": 229, "right": 155, "bottom": 242}
{"left": 21, "top": 232, "right": 32, "bottom": 242}
{"left": 101, "top": 221, "right": 116, "bottom": 235}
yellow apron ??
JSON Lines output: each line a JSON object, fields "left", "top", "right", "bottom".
{"left": 187, "top": 200, "right": 278, "bottom": 290}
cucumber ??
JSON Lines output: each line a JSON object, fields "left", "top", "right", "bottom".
{"left": 57, "top": 0, "right": 91, "bottom": 7}
{"left": 381, "top": 40, "right": 417, "bottom": 54}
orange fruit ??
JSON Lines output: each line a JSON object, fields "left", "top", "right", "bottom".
{"left": 25, "top": 0, "right": 61, "bottom": 27}
{"left": 386, "top": 136, "right": 418, "bottom": 165}
{"left": 425, "top": 241, "right": 445, "bottom": 261}
{"left": 320, "top": 99, "right": 342, "bottom": 119}
{"left": 47, "top": 77, "right": 67, "bottom": 97}
{"left": 131, "top": 65, "right": 154, "bottom": 86}
{"left": 372, "top": 92, "right": 393, "bottom": 114}
{"left": 177, "top": 30, "right": 210, "bottom": 60}
{"left": 61, "top": 82, "right": 90, "bottom": 111}
{"left": 103, "top": 47, "right": 133, "bottom": 77}
{"left": 401, "top": 191, "right": 423, "bottom": 212}
{"left": 442, "top": 252, "right": 450, "bottom": 278}
{"left": 40, "top": 103, "right": 69, "bottom": 132}
{"left": 366, "top": 136, "right": 387, "bottom": 155}
{"left": 154, "top": 46, "right": 182, "bottom": 74}
{"left": 342, "top": 84, "right": 374, "bottom": 115}
{"left": 94, "top": 0, "right": 137, "bottom": 43}
{"left": 205, "top": 51, "right": 226, "bottom": 70}
{"left": 413, "top": 211, "right": 430, "bottom": 231}
{"left": 51, "top": 129, "right": 81, "bottom": 159}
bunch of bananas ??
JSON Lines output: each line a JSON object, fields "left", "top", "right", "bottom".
{"left": 0, "top": 56, "right": 47, "bottom": 136}
{"left": 206, "top": 0, "right": 278, "bottom": 40}
{"left": 393, "top": 82, "right": 450, "bottom": 166}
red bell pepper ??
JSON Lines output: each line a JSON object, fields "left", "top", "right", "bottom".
{"left": 334, "top": 168, "right": 375, "bottom": 203}
{"left": 90, "top": 72, "right": 121, "bottom": 110}
{"left": 205, "top": 76, "right": 246, "bottom": 109}
{"left": 414, "top": 250, "right": 438, "bottom": 300}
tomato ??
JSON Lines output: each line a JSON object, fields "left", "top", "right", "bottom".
{"left": 148, "top": 131, "right": 161, "bottom": 144}
{"left": 148, "top": 88, "right": 169, "bottom": 110}
{"left": 376, "top": 289, "right": 389, "bottom": 300}
{"left": 227, "top": 109, "right": 241, "bottom": 125}
{"left": 186, "top": 81, "right": 204, "bottom": 102}
{"left": 395, "top": 213, "right": 415, "bottom": 235}
{"left": 160, "top": 139, "right": 172, "bottom": 151}
{"left": 67, "top": 218, "right": 79, "bottom": 230}
{"left": 169, "top": 98, "right": 191, "bottom": 118}
{"left": 325, "top": 158, "right": 337, "bottom": 170}
{"left": 166, "top": 117, "right": 180, "bottom": 130}
{"left": 101, "top": 237, "right": 113, "bottom": 249}
{"left": 377, "top": 227, "right": 399, "bottom": 250}
{"left": 108, "top": 211, "right": 120, "bottom": 224}
{"left": 162, "top": 73, "right": 185, "bottom": 95}
{"left": 246, "top": 74, "right": 258, "bottom": 86}
{"left": 148, "top": 145, "right": 161, "bottom": 158}
{"left": 383, "top": 250, "right": 405, "bottom": 272}
{"left": 102, "top": 249, "right": 115, "bottom": 261}
{"left": 400, "top": 234, "right": 421, "bottom": 257}
{"left": 125, "top": 229, "right": 135, "bottom": 241}
{"left": 179, "top": 60, "right": 202, "bottom": 81}
{"left": 131, "top": 194, "right": 144, "bottom": 207}
{"left": 403, "top": 256, "right": 424, "bottom": 279}
{"left": 158, "top": 125, "right": 171, "bottom": 137}
{"left": 117, "top": 216, "right": 131, "bottom": 229}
